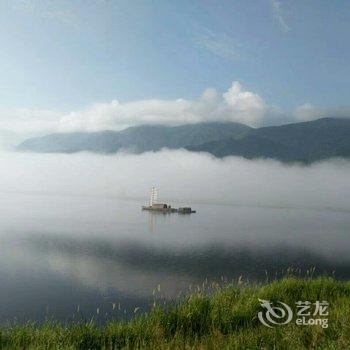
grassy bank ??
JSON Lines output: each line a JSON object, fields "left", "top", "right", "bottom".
{"left": 2, "top": 277, "right": 350, "bottom": 349}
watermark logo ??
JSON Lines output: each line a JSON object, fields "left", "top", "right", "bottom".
{"left": 258, "top": 299, "right": 293, "bottom": 327}
{"left": 258, "top": 299, "right": 329, "bottom": 328}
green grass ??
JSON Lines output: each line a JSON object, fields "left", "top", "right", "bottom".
{"left": 1, "top": 277, "right": 350, "bottom": 349}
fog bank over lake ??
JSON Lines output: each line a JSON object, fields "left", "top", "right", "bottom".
{"left": 1, "top": 150, "right": 350, "bottom": 322}
{"left": 1, "top": 150, "right": 350, "bottom": 211}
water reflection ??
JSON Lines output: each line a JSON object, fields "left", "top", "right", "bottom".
{"left": 0, "top": 193, "right": 350, "bottom": 322}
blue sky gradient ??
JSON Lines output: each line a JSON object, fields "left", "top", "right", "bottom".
{"left": 0, "top": 0, "right": 349, "bottom": 135}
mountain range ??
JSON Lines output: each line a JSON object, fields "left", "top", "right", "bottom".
{"left": 17, "top": 117, "right": 350, "bottom": 163}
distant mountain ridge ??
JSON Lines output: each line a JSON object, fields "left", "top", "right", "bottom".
{"left": 17, "top": 122, "right": 251, "bottom": 154}
{"left": 188, "top": 117, "right": 350, "bottom": 163}
{"left": 17, "top": 118, "right": 350, "bottom": 163}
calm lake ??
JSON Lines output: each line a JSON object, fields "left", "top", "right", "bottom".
{"left": 0, "top": 192, "right": 349, "bottom": 323}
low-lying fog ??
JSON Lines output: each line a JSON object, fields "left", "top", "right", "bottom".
{"left": 1, "top": 149, "right": 350, "bottom": 211}
{"left": 1, "top": 149, "right": 350, "bottom": 321}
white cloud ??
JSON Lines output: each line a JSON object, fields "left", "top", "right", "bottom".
{"left": 0, "top": 81, "right": 274, "bottom": 136}
{"left": 295, "top": 103, "right": 350, "bottom": 122}
{"left": 0, "top": 107, "right": 62, "bottom": 134}
{"left": 223, "top": 82, "right": 267, "bottom": 126}
{"left": 0, "top": 81, "right": 278, "bottom": 139}
{"left": 59, "top": 99, "right": 194, "bottom": 132}
{"left": 58, "top": 81, "right": 273, "bottom": 132}
{"left": 1, "top": 81, "right": 349, "bottom": 140}
{"left": 270, "top": 0, "right": 290, "bottom": 32}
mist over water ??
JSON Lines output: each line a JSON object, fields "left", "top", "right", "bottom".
{"left": 1, "top": 150, "right": 350, "bottom": 323}
{"left": 1, "top": 150, "right": 350, "bottom": 210}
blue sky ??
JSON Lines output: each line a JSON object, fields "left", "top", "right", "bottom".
{"left": 0, "top": 0, "right": 349, "bottom": 134}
